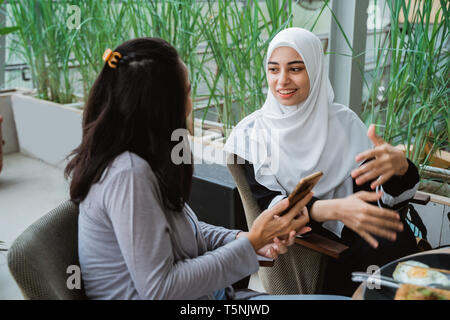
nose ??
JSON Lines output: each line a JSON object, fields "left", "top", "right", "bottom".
{"left": 279, "top": 69, "right": 290, "bottom": 86}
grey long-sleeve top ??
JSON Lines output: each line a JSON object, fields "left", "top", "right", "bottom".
{"left": 78, "top": 151, "right": 259, "bottom": 300}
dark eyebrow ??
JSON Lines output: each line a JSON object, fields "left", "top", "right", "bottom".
{"left": 267, "top": 60, "right": 304, "bottom": 65}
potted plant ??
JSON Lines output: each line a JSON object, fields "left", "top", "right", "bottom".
{"left": 363, "top": 0, "right": 449, "bottom": 248}
{"left": 6, "top": 0, "right": 85, "bottom": 167}
{"left": 363, "top": 0, "right": 448, "bottom": 173}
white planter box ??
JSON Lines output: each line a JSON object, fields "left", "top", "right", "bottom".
{"left": 11, "top": 93, "right": 83, "bottom": 168}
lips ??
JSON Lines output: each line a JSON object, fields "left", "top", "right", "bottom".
{"left": 277, "top": 88, "right": 297, "bottom": 98}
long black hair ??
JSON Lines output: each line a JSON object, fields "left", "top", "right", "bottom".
{"left": 65, "top": 37, "right": 192, "bottom": 212}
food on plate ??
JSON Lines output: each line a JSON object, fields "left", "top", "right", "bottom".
{"left": 394, "top": 283, "right": 450, "bottom": 300}
{"left": 392, "top": 260, "right": 450, "bottom": 287}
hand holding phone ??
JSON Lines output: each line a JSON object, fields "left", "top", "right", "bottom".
{"left": 285, "top": 171, "right": 323, "bottom": 212}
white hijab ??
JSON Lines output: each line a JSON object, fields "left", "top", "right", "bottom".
{"left": 224, "top": 28, "right": 372, "bottom": 237}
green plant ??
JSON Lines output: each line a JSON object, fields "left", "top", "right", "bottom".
{"left": 8, "top": 0, "right": 75, "bottom": 103}
{"left": 364, "top": 0, "right": 449, "bottom": 168}
{"left": 0, "top": 24, "right": 17, "bottom": 36}
{"left": 0, "top": 0, "right": 18, "bottom": 36}
{"left": 126, "top": 0, "right": 208, "bottom": 132}
{"left": 67, "top": 0, "right": 207, "bottom": 107}
{"left": 67, "top": 0, "right": 129, "bottom": 100}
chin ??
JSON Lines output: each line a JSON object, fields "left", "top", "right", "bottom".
{"left": 282, "top": 102, "right": 299, "bottom": 107}
{"left": 276, "top": 98, "right": 299, "bottom": 107}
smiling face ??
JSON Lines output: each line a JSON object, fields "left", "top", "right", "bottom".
{"left": 267, "top": 46, "right": 310, "bottom": 106}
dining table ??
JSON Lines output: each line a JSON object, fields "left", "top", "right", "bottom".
{"left": 352, "top": 247, "right": 450, "bottom": 300}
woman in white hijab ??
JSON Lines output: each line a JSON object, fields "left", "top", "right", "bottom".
{"left": 225, "top": 28, "right": 420, "bottom": 295}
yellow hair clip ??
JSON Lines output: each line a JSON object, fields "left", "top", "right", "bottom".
{"left": 102, "top": 48, "right": 122, "bottom": 69}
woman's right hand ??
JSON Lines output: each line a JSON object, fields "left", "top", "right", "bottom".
{"left": 245, "top": 192, "right": 313, "bottom": 251}
{"left": 319, "top": 191, "right": 404, "bottom": 248}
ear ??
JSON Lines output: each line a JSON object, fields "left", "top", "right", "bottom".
{"left": 367, "top": 124, "right": 385, "bottom": 147}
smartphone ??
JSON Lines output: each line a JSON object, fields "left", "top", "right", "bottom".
{"left": 285, "top": 171, "right": 323, "bottom": 212}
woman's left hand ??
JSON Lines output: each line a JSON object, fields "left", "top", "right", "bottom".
{"left": 351, "top": 124, "right": 409, "bottom": 189}
{"left": 256, "top": 231, "right": 296, "bottom": 259}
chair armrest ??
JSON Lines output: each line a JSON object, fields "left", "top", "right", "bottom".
{"left": 258, "top": 255, "right": 274, "bottom": 267}
{"left": 410, "top": 191, "right": 431, "bottom": 205}
{"left": 259, "top": 260, "right": 275, "bottom": 267}
{"left": 294, "top": 233, "right": 349, "bottom": 259}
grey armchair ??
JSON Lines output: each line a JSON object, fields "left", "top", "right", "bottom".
{"left": 7, "top": 200, "right": 87, "bottom": 300}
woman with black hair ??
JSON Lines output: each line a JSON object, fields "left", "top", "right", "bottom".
{"left": 64, "top": 37, "right": 336, "bottom": 300}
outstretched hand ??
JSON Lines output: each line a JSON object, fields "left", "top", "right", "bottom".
{"left": 351, "top": 124, "right": 408, "bottom": 189}
{"left": 336, "top": 191, "right": 404, "bottom": 248}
